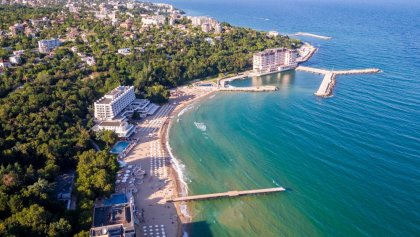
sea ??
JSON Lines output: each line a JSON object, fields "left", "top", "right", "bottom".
{"left": 154, "top": 0, "right": 420, "bottom": 236}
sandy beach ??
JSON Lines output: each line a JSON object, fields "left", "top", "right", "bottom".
{"left": 120, "top": 85, "right": 217, "bottom": 237}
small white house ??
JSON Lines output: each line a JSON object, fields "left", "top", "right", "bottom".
{"left": 9, "top": 56, "right": 21, "bottom": 65}
{"left": 117, "top": 48, "right": 131, "bottom": 55}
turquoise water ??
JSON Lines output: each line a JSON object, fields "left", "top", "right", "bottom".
{"left": 103, "top": 193, "right": 128, "bottom": 205}
{"left": 163, "top": 0, "right": 420, "bottom": 236}
{"left": 110, "top": 141, "right": 130, "bottom": 154}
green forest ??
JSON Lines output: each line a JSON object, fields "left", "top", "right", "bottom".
{"left": 0, "top": 4, "right": 300, "bottom": 236}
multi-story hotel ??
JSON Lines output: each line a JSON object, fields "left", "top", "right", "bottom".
{"left": 38, "top": 38, "right": 61, "bottom": 53}
{"left": 93, "top": 86, "right": 159, "bottom": 138}
{"left": 94, "top": 86, "right": 136, "bottom": 121}
{"left": 253, "top": 48, "right": 298, "bottom": 75}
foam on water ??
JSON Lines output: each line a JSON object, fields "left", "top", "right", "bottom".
{"left": 178, "top": 104, "right": 194, "bottom": 117}
{"left": 194, "top": 122, "right": 207, "bottom": 132}
{"left": 166, "top": 140, "right": 190, "bottom": 196}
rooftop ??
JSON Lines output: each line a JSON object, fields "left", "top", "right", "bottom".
{"left": 99, "top": 121, "right": 125, "bottom": 127}
{"left": 91, "top": 194, "right": 134, "bottom": 237}
{"left": 254, "top": 48, "right": 295, "bottom": 56}
{"left": 93, "top": 205, "right": 131, "bottom": 227}
{"left": 55, "top": 173, "right": 75, "bottom": 196}
{"left": 96, "top": 97, "right": 112, "bottom": 105}
{"left": 96, "top": 86, "right": 133, "bottom": 105}
{"left": 54, "top": 172, "right": 75, "bottom": 209}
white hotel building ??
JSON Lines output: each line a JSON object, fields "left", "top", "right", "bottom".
{"left": 93, "top": 86, "right": 159, "bottom": 138}
{"left": 253, "top": 48, "right": 298, "bottom": 75}
{"left": 93, "top": 86, "right": 136, "bottom": 138}
{"left": 94, "top": 86, "right": 136, "bottom": 121}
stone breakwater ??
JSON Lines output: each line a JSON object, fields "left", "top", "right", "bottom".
{"left": 296, "top": 66, "right": 381, "bottom": 97}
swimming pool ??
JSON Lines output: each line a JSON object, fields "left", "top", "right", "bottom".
{"left": 110, "top": 141, "right": 130, "bottom": 154}
{"left": 103, "top": 194, "right": 127, "bottom": 205}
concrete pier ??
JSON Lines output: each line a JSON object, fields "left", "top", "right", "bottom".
{"left": 218, "top": 72, "right": 251, "bottom": 87}
{"left": 219, "top": 86, "right": 278, "bottom": 92}
{"left": 297, "top": 44, "right": 317, "bottom": 63}
{"left": 296, "top": 66, "right": 329, "bottom": 75}
{"left": 315, "top": 73, "right": 336, "bottom": 97}
{"left": 293, "top": 32, "right": 332, "bottom": 40}
{"left": 296, "top": 66, "right": 381, "bottom": 97}
{"left": 166, "top": 187, "right": 286, "bottom": 202}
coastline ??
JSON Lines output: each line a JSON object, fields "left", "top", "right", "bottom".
{"left": 121, "top": 86, "right": 217, "bottom": 237}
{"left": 121, "top": 43, "right": 317, "bottom": 237}
{"left": 159, "top": 43, "right": 318, "bottom": 237}
{"left": 113, "top": 2, "right": 418, "bottom": 237}
{"left": 163, "top": 88, "right": 217, "bottom": 237}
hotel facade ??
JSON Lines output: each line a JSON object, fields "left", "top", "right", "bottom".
{"left": 253, "top": 48, "right": 298, "bottom": 75}
{"left": 94, "top": 86, "right": 136, "bottom": 121}
{"left": 93, "top": 86, "right": 159, "bottom": 138}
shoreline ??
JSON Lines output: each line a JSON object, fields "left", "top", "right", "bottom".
{"left": 163, "top": 88, "right": 217, "bottom": 237}
{"left": 159, "top": 43, "right": 318, "bottom": 236}
{"left": 121, "top": 43, "right": 317, "bottom": 237}
{"left": 121, "top": 86, "right": 216, "bottom": 237}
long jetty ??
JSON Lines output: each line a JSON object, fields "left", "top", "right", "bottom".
{"left": 293, "top": 32, "right": 332, "bottom": 40}
{"left": 219, "top": 86, "right": 278, "bottom": 92}
{"left": 296, "top": 66, "right": 381, "bottom": 97}
{"left": 166, "top": 187, "right": 286, "bottom": 202}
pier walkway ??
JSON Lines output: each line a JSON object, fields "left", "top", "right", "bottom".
{"left": 166, "top": 187, "right": 286, "bottom": 202}
{"left": 296, "top": 66, "right": 381, "bottom": 97}
{"left": 219, "top": 86, "right": 278, "bottom": 92}
{"left": 292, "top": 32, "right": 332, "bottom": 40}
{"left": 296, "top": 66, "right": 329, "bottom": 75}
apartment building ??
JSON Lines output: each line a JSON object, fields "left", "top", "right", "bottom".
{"left": 253, "top": 48, "right": 298, "bottom": 75}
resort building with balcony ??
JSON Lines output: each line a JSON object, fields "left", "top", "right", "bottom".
{"left": 253, "top": 48, "right": 298, "bottom": 76}
{"left": 94, "top": 86, "right": 136, "bottom": 121}
{"left": 93, "top": 86, "right": 159, "bottom": 138}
